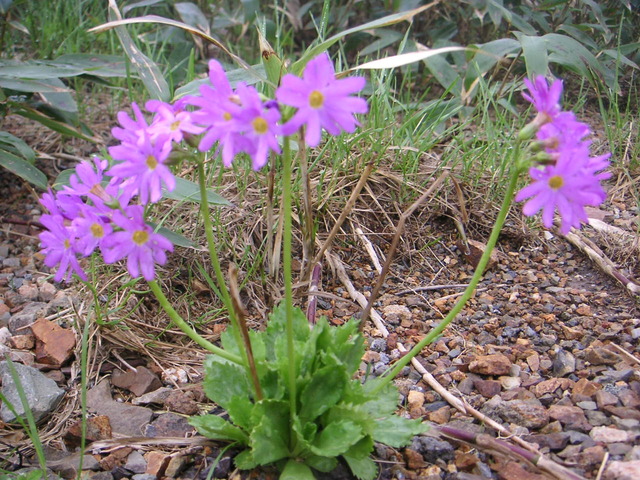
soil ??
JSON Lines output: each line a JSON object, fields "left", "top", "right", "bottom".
{"left": 0, "top": 114, "right": 639, "bottom": 480}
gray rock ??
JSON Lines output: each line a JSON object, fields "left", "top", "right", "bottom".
{"left": 0, "top": 361, "right": 64, "bottom": 423}
{"left": 124, "top": 450, "right": 147, "bottom": 474}
{"left": 132, "top": 474, "right": 157, "bottom": 480}
{"left": 410, "top": 435, "right": 455, "bottom": 464}
{"left": 553, "top": 349, "right": 576, "bottom": 377}
{"left": 86, "top": 380, "right": 153, "bottom": 437}
{"left": 8, "top": 302, "right": 48, "bottom": 334}
{"left": 498, "top": 400, "right": 549, "bottom": 429}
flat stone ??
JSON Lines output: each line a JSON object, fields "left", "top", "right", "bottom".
{"left": 31, "top": 318, "right": 76, "bottom": 367}
{"left": 604, "top": 460, "right": 640, "bottom": 480}
{"left": 596, "top": 390, "right": 618, "bottom": 409}
{"left": 164, "top": 390, "right": 199, "bottom": 415}
{"left": 497, "top": 461, "right": 547, "bottom": 480}
{"left": 474, "top": 379, "right": 501, "bottom": 398}
{"left": 111, "top": 366, "right": 162, "bottom": 397}
{"left": 0, "top": 361, "right": 64, "bottom": 423}
{"left": 64, "top": 415, "right": 112, "bottom": 448}
{"left": 8, "top": 302, "right": 48, "bottom": 333}
{"left": 124, "top": 450, "right": 147, "bottom": 474}
{"left": 526, "top": 433, "right": 569, "bottom": 451}
{"left": 410, "top": 436, "right": 455, "bottom": 464}
{"left": 605, "top": 406, "right": 640, "bottom": 421}
{"left": 548, "top": 405, "right": 591, "bottom": 432}
{"left": 499, "top": 400, "right": 549, "bottom": 429}
{"left": 144, "top": 412, "right": 195, "bottom": 438}
{"left": 131, "top": 387, "right": 173, "bottom": 406}
{"left": 590, "top": 426, "right": 629, "bottom": 443}
{"left": 86, "top": 380, "right": 153, "bottom": 437}
{"left": 572, "top": 378, "right": 601, "bottom": 400}
{"left": 469, "top": 354, "right": 512, "bottom": 376}
{"left": 585, "top": 347, "right": 620, "bottom": 366}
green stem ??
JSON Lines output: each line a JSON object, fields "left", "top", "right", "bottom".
{"left": 282, "top": 137, "right": 297, "bottom": 420}
{"left": 148, "top": 280, "right": 243, "bottom": 365}
{"left": 371, "top": 147, "right": 525, "bottom": 395}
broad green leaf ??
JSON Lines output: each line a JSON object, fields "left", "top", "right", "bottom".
{"left": 421, "top": 44, "right": 462, "bottom": 95}
{"left": 174, "top": 2, "right": 210, "bottom": 34}
{"left": 122, "top": 0, "right": 165, "bottom": 15}
{"left": 0, "top": 132, "right": 35, "bottom": 162}
{"left": 292, "top": 3, "right": 440, "bottom": 74}
{"left": 346, "top": 435, "right": 375, "bottom": 460}
{"left": 106, "top": 0, "right": 170, "bottom": 101}
{"left": 233, "top": 449, "right": 258, "bottom": 470}
{"left": 250, "top": 400, "right": 290, "bottom": 465}
{"left": 359, "top": 29, "right": 404, "bottom": 57}
{"left": 189, "top": 414, "right": 249, "bottom": 443}
{"left": 361, "top": 380, "right": 400, "bottom": 416}
{"left": 52, "top": 169, "right": 73, "bottom": 190}
{"left": 12, "top": 105, "right": 100, "bottom": 142}
{"left": 8, "top": 19, "right": 29, "bottom": 35}
{"left": 601, "top": 49, "right": 640, "bottom": 70}
{"left": 226, "top": 395, "right": 254, "bottom": 431}
{"left": 372, "top": 416, "right": 428, "bottom": 447}
{"left": 305, "top": 454, "right": 338, "bottom": 473}
{"left": 0, "top": 77, "right": 69, "bottom": 93}
{"left": 202, "top": 356, "right": 251, "bottom": 408}
{"left": 542, "top": 33, "right": 605, "bottom": 81}
{"left": 38, "top": 77, "right": 78, "bottom": 114}
{"left": 343, "top": 454, "right": 377, "bottom": 480}
{"left": 310, "top": 420, "right": 362, "bottom": 457}
{"left": 515, "top": 33, "right": 549, "bottom": 78}
{"left": 163, "top": 176, "right": 231, "bottom": 206}
{"left": 53, "top": 54, "right": 129, "bottom": 78}
{"left": 471, "top": 38, "right": 520, "bottom": 75}
{"left": 0, "top": 148, "right": 47, "bottom": 190}
{"left": 280, "top": 460, "right": 315, "bottom": 480}
{"left": 173, "top": 64, "right": 264, "bottom": 99}
{"left": 298, "top": 362, "right": 348, "bottom": 422}
{"left": 0, "top": 61, "right": 84, "bottom": 79}
{"left": 146, "top": 222, "right": 200, "bottom": 250}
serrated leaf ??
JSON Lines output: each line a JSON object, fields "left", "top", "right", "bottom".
{"left": 226, "top": 395, "right": 254, "bottom": 430}
{"left": 0, "top": 132, "right": 35, "bottom": 162}
{"left": 189, "top": 414, "right": 249, "bottom": 443}
{"left": 106, "top": 0, "right": 170, "bottom": 101}
{"left": 163, "top": 176, "right": 231, "bottom": 206}
{"left": 233, "top": 449, "right": 258, "bottom": 470}
{"left": 343, "top": 454, "right": 377, "bottom": 480}
{"left": 0, "top": 148, "right": 48, "bottom": 190}
{"left": 250, "top": 400, "right": 290, "bottom": 465}
{"left": 310, "top": 420, "right": 362, "bottom": 457}
{"left": 373, "top": 416, "right": 428, "bottom": 448}
{"left": 515, "top": 33, "right": 549, "bottom": 78}
{"left": 305, "top": 454, "right": 338, "bottom": 473}
{"left": 361, "top": 380, "right": 400, "bottom": 416}
{"left": 298, "top": 362, "right": 348, "bottom": 422}
{"left": 280, "top": 460, "right": 315, "bottom": 480}
{"left": 202, "top": 356, "right": 251, "bottom": 408}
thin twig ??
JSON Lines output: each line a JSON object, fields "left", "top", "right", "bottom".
{"left": 609, "top": 343, "right": 640, "bottom": 366}
{"left": 360, "top": 171, "right": 450, "bottom": 329}
{"left": 306, "top": 263, "right": 321, "bottom": 324}
{"left": 354, "top": 225, "right": 383, "bottom": 274}
{"left": 595, "top": 452, "right": 609, "bottom": 480}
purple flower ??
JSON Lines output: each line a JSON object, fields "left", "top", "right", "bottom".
{"left": 536, "top": 112, "right": 591, "bottom": 152}
{"left": 276, "top": 53, "right": 368, "bottom": 147}
{"left": 61, "top": 157, "right": 115, "bottom": 206}
{"left": 112, "top": 102, "right": 149, "bottom": 145}
{"left": 108, "top": 133, "right": 175, "bottom": 204}
{"left": 234, "top": 83, "right": 281, "bottom": 170}
{"left": 39, "top": 214, "right": 87, "bottom": 282}
{"left": 101, "top": 205, "right": 173, "bottom": 281}
{"left": 516, "top": 147, "right": 610, "bottom": 234}
{"left": 72, "top": 205, "right": 114, "bottom": 256}
{"left": 523, "top": 75, "right": 563, "bottom": 121}
{"left": 146, "top": 99, "right": 204, "bottom": 144}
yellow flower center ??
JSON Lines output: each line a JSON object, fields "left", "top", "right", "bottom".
{"left": 170, "top": 120, "right": 180, "bottom": 131}
{"left": 223, "top": 112, "right": 232, "bottom": 121}
{"left": 548, "top": 175, "right": 564, "bottom": 190}
{"left": 90, "top": 223, "right": 104, "bottom": 238}
{"left": 252, "top": 117, "right": 268, "bottom": 134}
{"left": 133, "top": 230, "right": 149, "bottom": 245}
{"left": 146, "top": 155, "right": 158, "bottom": 170}
{"left": 309, "top": 90, "right": 324, "bottom": 109}
{"left": 64, "top": 239, "right": 71, "bottom": 249}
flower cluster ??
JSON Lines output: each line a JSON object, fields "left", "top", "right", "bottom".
{"left": 38, "top": 54, "right": 367, "bottom": 282}
{"left": 516, "top": 75, "right": 610, "bottom": 234}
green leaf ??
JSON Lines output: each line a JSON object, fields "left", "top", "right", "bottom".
{"left": 189, "top": 414, "right": 249, "bottom": 443}
{"left": 292, "top": 4, "right": 438, "bottom": 75}
{"left": 0, "top": 77, "right": 70, "bottom": 93}
{"left": 373, "top": 416, "right": 428, "bottom": 448}
{"left": 310, "top": 420, "right": 362, "bottom": 457}
{"left": 515, "top": 33, "right": 549, "bottom": 78}
{"left": 53, "top": 54, "right": 129, "bottom": 78}
{"left": 163, "top": 176, "right": 231, "bottom": 206}
{"left": 0, "top": 148, "right": 48, "bottom": 190}
{"left": 0, "top": 132, "right": 35, "bottom": 162}
{"left": 12, "top": 105, "right": 100, "bottom": 142}
{"left": 0, "top": 60, "right": 84, "bottom": 79}
{"left": 202, "top": 356, "right": 251, "bottom": 408}
{"left": 106, "top": 0, "right": 171, "bottom": 101}
{"left": 174, "top": 2, "right": 210, "bottom": 34}
{"left": 146, "top": 222, "right": 200, "bottom": 249}
{"left": 257, "top": 27, "right": 285, "bottom": 92}
{"left": 298, "top": 361, "right": 348, "bottom": 422}
{"left": 542, "top": 33, "right": 605, "bottom": 82}
{"left": 305, "top": 454, "right": 338, "bottom": 473}
{"left": 38, "top": 77, "right": 78, "bottom": 114}
{"left": 280, "top": 460, "right": 315, "bottom": 480}
{"left": 249, "top": 400, "right": 291, "bottom": 465}
{"left": 226, "top": 395, "right": 254, "bottom": 431}
{"left": 233, "top": 449, "right": 258, "bottom": 470}
{"left": 343, "top": 454, "right": 377, "bottom": 480}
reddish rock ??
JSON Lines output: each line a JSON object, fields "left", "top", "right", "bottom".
{"left": 145, "top": 451, "right": 170, "bottom": 476}
{"left": 164, "top": 390, "right": 199, "bottom": 415}
{"left": 572, "top": 378, "right": 601, "bottom": 400}
{"left": 469, "top": 354, "right": 512, "bottom": 376}
{"left": 548, "top": 405, "right": 592, "bottom": 431}
{"left": 585, "top": 347, "right": 620, "bottom": 366}
{"left": 604, "top": 406, "right": 640, "bottom": 420}
{"left": 64, "top": 415, "right": 113, "bottom": 448}
{"left": 30, "top": 318, "right": 76, "bottom": 367}
{"left": 403, "top": 448, "right": 426, "bottom": 469}
{"left": 604, "top": 460, "right": 640, "bottom": 480}
{"left": 534, "top": 378, "right": 573, "bottom": 396}
{"left": 474, "top": 379, "right": 501, "bottom": 398}
{"left": 99, "top": 447, "right": 132, "bottom": 471}
{"left": 111, "top": 366, "right": 162, "bottom": 397}
{"left": 10, "top": 334, "right": 34, "bottom": 350}
{"left": 497, "top": 461, "right": 547, "bottom": 480}
{"left": 595, "top": 390, "right": 618, "bottom": 409}
{"left": 428, "top": 406, "right": 450, "bottom": 424}
{"left": 577, "top": 445, "right": 606, "bottom": 465}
